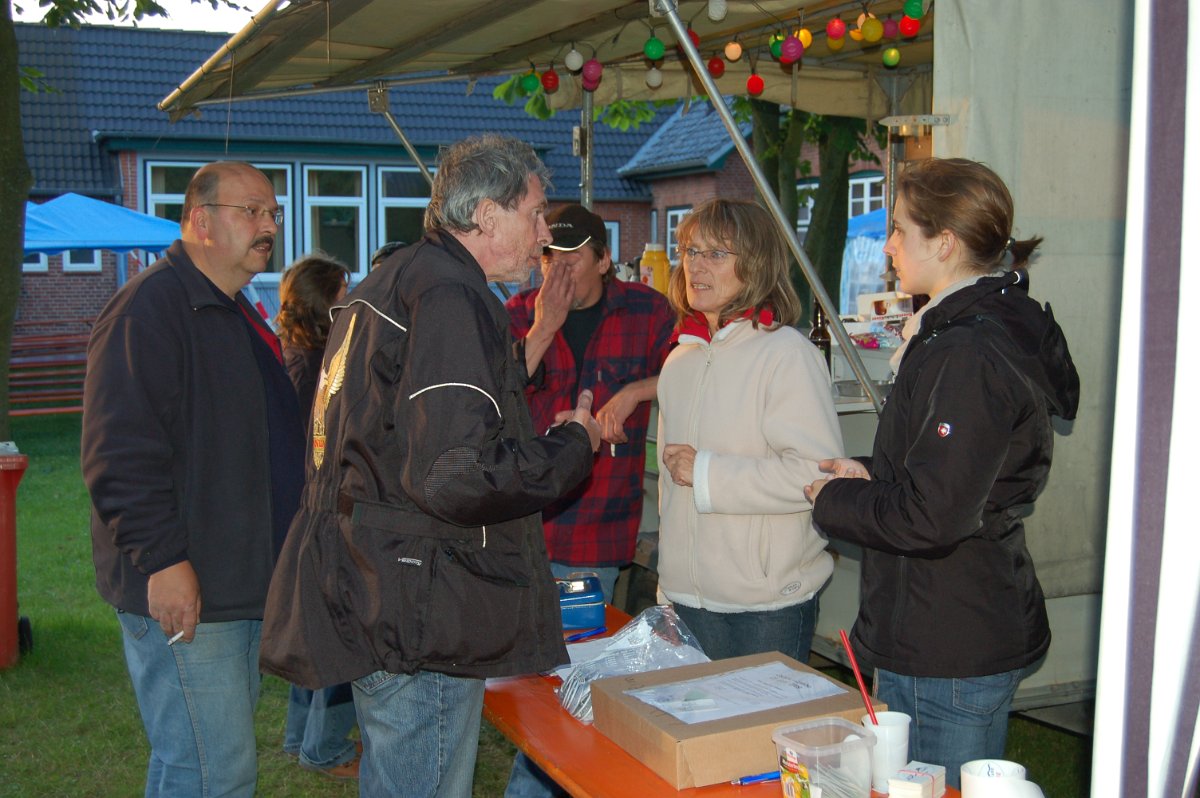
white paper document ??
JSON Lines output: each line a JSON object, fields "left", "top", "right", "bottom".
{"left": 625, "top": 661, "right": 847, "bottom": 724}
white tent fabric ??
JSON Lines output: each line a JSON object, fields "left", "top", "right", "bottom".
{"left": 1093, "top": 0, "right": 1198, "bottom": 793}
{"left": 157, "top": 0, "right": 933, "bottom": 121}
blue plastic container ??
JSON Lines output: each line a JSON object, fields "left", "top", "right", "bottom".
{"left": 557, "top": 573, "right": 605, "bottom": 630}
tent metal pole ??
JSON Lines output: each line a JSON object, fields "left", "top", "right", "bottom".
{"left": 657, "top": 0, "right": 883, "bottom": 413}
{"left": 370, "top": 85, "right": 435, "bottom": 188}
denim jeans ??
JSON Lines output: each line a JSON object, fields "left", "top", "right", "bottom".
{"left": 671, "top": 598, "right": 819, "bottom": 663}
{"left": 502, "top": 562, "right": 619, "bottom": 797}
{"left": 283, "top": 683, "right": 358, "bottom": 769}
{"left": 352, "top": 668, "right": 484, "bottom": 798}
{"left": 874, "top": 666, "right": 1026, "bottom": 790}
{"left": 117, "top": 612, "right": 261, "bottom": 798}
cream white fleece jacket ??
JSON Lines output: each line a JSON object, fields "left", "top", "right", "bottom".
{"left": 656, "top": 320, "right": 843, "bottom": 613}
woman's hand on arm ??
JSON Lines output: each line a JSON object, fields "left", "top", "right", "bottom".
{"left": 662, "top": 443, "right": 696, "bottom": 487}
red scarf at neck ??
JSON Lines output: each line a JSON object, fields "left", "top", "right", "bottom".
{"left": 670, "top": 306, "right": 775, "bottom": 344}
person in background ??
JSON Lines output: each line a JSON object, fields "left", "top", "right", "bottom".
{"left": 804, "top": 158, "right": 1080, "bottom": 788}
{"left": 258, "top": 134, "right": 601, "bottom": 798}
{"left": 82, "top": 161, "right": 304, "bottom": 797}
{"left": 274, "top": 254, "right": 360, "bottom": 780}
{"left": 502, "top": 206, "right": 674, "bottom": 797}
{"left": 657, "top": 198, "right": 842, "bottom": 664}
{"left": 370, "top": 240, "right": 406, "bottom": 270}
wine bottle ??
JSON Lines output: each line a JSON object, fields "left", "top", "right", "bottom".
{"left": 809, "top": 300, "right": 832, "bottom": 370}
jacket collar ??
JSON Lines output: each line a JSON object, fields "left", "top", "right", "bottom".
{"left": 163, "top": 240, "right": 240, "bottom": 312}
{"left": 915, "top": 269, "right": 1026, "bottom": 342}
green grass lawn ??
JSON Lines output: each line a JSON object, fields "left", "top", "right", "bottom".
{"left": 0, "top": 414, "right": 1089, "bottom": 797}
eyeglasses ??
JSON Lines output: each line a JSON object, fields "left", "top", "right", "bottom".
{"left": 679, "top": 246, "right": 737, "bottom": 263}
{"left": 203, "top": 203, "right": 284, "bottom": 226}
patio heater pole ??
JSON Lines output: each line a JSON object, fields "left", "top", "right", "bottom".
{"left": 581, "top": 90, "right": 595, "bottom": 210}
{"left": 656, "top": 0, "right": 883, "bottom": 413}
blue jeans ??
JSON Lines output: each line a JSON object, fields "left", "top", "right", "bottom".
{"left": 874, "top": 667, "right": 1026, "bottom": 790}
{"left": 283, "top": 683, "right": 358, "bottom": 769}
{"left": 503, "top": 562, "right": 620, "bottom": 798}
{"left": 352, "top": 669, "right": 484, "bottom": 798}
{"left": 117, "top": 612, "right": 261, "bottom": 798}
{"left": 671, "top": 598, "right": 819, "bottom": 663}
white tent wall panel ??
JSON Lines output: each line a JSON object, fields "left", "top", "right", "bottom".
{"left": 934, "top": 0, "right": 1131, "bottom": 599}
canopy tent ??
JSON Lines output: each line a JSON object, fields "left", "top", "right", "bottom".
{"left": 840, "top": 208, "right": 887, "bottom": 314}
{"left": 157, "top": 0, "right": 933, "bottom": 412}
{"left": 157, "top": 0, "right": 933, "bottom": 122}
{"left": 23, "top": 193, "right": 180, "bottom": 255}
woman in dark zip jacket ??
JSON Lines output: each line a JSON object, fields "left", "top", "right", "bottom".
{"left": 804, "top": 158, "right": 1080, "bottom": 788}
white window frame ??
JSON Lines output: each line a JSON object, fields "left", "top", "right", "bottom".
{"left": 145, "top": 160, "right": 294, "bottom": 278}
{"left": 303, "top": 164, "right": 368, "bottom": 274}
{"left": 604, "top": 221, "right": 620, "bottom": 263}
{"left": 665, "top": 206, "right": 691, "bottom": 264}
{"left": 376, "top": 166, "right": 433, "bottom": 276}
{"left": 796, "top": 180, "right": 818, "bottom": 242}
{"left": 848, "top": 174, "right": 886, "bottom": 218}
{"left": 63, "top": 249, "right": 102, "bottom": 273}
{"left": 22, "top": 252, "right": 48, "bottom": 273}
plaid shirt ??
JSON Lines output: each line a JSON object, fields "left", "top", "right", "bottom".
{"left": 508, "top": 279, "right": 675, "bottom": 566}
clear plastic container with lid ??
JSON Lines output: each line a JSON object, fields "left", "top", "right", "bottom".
{"left": 639, "top": 242, "right": 670, "bottom": 293}
{"left": 772, "top": 717, "right": 875, "bottom": 798}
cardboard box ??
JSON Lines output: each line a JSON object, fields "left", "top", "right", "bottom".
{"left": 591, "top": 651, "right": 883, "bottom": 789}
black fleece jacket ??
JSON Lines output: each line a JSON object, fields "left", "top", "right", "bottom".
{"left": 813, "top": 270, "right": 1079, "bottom": 678}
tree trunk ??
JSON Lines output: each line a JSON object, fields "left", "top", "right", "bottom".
{"left": 1, "top": 1, "right": 36, "bottom": 440}
{"left": 802, "top": 116, "right": 858, "bottom": 324}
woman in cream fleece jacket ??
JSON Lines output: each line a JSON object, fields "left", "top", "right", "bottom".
{"left": 657, "top": 199, "right": 843, "bottom": 663}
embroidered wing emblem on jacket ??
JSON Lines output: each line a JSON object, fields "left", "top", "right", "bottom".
{"left": 312, "top": 313, "right": 355, "bottom": 469}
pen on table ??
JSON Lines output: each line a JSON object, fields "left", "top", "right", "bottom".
{"left": 730, "top": 771, "right": 780, "bottom": 786}
{"left": 166, "top": 630, "right": 185, "bottom": 646}
{"left": 564, "top": 626, "right": 606, "bottom": 643}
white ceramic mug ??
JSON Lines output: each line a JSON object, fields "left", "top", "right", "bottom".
{"left": 961, "top": 759, "right": 1043, "bottom": 798}
{"left": 861, "top": 711, "right": 910, "bottom": 793}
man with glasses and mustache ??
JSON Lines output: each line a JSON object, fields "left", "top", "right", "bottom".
{"left": 83, "top": 161, "right": 304, "bottom": 797}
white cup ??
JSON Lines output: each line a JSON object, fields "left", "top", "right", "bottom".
{"left": 961, "top": 759, "right": 1043, "bottom": 798}
{"left": 862, "top": 711, "right": 910, "bottom": 793}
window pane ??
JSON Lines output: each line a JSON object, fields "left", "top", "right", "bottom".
{"left": 152, "top": 166, "right": 197, "bottom": 194}
{"left": 156, "top": 203, "right": 184, "bottom": 224}
{"left": 308, "top": 170, "right": 362, "bottom": 197}
{"left": 310, "top": 206, "right": 361, "bottom": 269}
{"left": 260, "top": 167, "right": 289, "bottom": 198}
{"left": 384, "top": 207, "right": 425, "bottom": 247}
{"left": 68, "top": 249, "right": 96, "bottom": 265}
{"left": 382, "top": 171, "right": 431, "bottom": 199}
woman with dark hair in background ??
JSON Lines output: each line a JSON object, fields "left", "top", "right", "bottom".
{"left": 656, "top": 198, "right": 843, "bottom": 665}
{"left": 274, "top": 253, "right": 358, "bottom": 779}
{"left": 805, "top": 158, "right": 1080, "bottom": 787}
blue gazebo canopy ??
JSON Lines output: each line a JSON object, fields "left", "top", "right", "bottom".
{"left": 24, "top": 193, "right": 179, "bottom": 255}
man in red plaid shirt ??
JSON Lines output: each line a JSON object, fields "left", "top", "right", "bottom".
{"left": 504, "top": 203, "right": 674, "bottom": 798}
{"left": 507, "top": 205, "right": 675, "bottom": 599}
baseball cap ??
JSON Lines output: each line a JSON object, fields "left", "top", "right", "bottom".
{"left": 546, "top": 204, "right": 607, "bottom": 252}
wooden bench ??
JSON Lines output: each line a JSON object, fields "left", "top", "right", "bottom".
{"left": 9, "top": 324, "right": 90, "bottom": 417}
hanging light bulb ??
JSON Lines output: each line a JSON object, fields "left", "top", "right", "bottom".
{"left": 645, "top": 66, "right": 664, "bottom": 88}
{"left": 565, "top": 46, "right": 584, "bottom": 72}
{"left": 746, "top": 73, "right": 764, "bottom": 96}
{"left": 707, "top": 0, "right": 728, "bottom": 22}
{"left": 724, "top": 40, "right": 743, "bottom": 61}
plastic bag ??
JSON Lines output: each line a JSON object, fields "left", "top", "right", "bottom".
{"left": 557, "top": 604, "right": 710, "bottom": 723}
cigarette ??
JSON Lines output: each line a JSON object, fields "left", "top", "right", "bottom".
{"left": 610, "top": 443, "right": 616, "bottom": 457}
{"left": 167, "top": 630, "right": 185, "bottom": 646}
